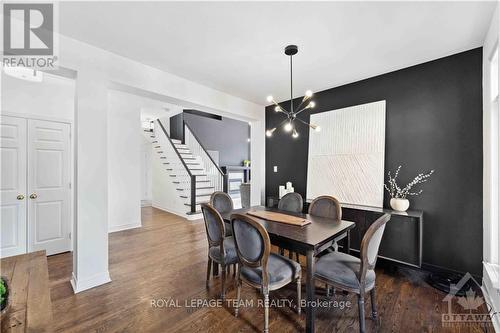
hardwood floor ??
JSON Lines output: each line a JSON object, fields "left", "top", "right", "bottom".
{"left": 48, "top": 207, "right": 491, "bottom": 332}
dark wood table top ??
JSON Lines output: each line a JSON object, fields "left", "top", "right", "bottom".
{"left": 222, "top": 205, "right": 355, "bottom": 253}
{"left": 1, "top": 251, "right": 53, "bottom": 332}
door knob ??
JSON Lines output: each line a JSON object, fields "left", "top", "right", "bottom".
{"left": 29, "top": 193, "right": 37, "bottom": 199}
{"left": 17, "top": 194, "right": 25, "bottom": 200}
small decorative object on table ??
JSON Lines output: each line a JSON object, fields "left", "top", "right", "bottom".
{"left": 0, "top": 276, "right": 10, "bottom": 319}
{"left": 384, "top": 165, "right": 434, "bottom": 212}
{"left": 242, "top": 160, "right": 251, "bottom": 167}
{"left": 279, "top": 181, "right": 295, "bottom": 199}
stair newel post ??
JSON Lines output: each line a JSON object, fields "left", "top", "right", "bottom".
{"left": 191, "top": 174, "right": 196, "bottom": 213}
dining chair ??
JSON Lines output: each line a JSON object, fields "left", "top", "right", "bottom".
{"left": 309, "top": 195, "right": 344, "bottom": 254}
{"left": 277, "top": 192, "right": 303, "bottom": 258}
{"left": 314, "top": 213, "right": 391, "bottom": 333}
{"left": 231, "top": 214, "right": 302, "bottom": 333}
{"left": 201, "top": 203, "right": 238, "bottom": 300}
{"left": 210, "top": 191, "right": 234, "bottom": 236}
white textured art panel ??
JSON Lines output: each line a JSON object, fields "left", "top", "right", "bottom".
{"left": 307, "top": 101, "right": 386, "bottom": 207}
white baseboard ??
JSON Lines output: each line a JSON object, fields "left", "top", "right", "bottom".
{"left": 152, "top": 203, "right": 187, "bottom": 218}
{"left": 108, "top": 221, "right": 142, "bottom": 233}
{"left": 482, "top": 285, "right": 500, "bottom": 332}
{"left": 151, "top": 203, "right": 202, "bottom": 220}
{"left": 70, "top": 271, "right": 111, "bottom": 293}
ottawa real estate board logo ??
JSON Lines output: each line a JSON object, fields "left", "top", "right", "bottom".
{"left": 3, "top": 3, "right": 58, "bottom": 69}
{"left": 442, "top": 272, "right": 494, "bottom": 328}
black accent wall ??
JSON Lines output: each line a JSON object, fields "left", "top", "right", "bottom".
{"left": 265, "top": 48, "right": 483, "bottom": 276}
{"left": 170, "top": 111, "right": 250, "bottom": 167}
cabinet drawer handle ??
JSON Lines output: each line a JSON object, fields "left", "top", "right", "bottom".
{"left": 17, "top": 194, "right": 25, "bottom": 200}
{"left": 29, "top": 193, "right": 37, "bottom": 199}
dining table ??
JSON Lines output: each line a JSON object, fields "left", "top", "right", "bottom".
{"left": 221, "top": 205, "right": 356, "bottom": 333}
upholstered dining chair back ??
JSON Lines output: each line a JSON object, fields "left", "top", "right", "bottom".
{"left": 308, "top": 195, "right": 342, "bottom": 220}
{"left": 278, "top": 192, "right": 304, "bottom": 213}
{"left": 359, "top": 213, "right": 391, "bottom": 281}
{"left": 210, "top": 191, "right": 234, "bottom": 214}
{"left": 201, "top": 203, "right": 225, "bottom": 247}
{"left": 231, "top": 214, "right": 271, "bottom": 273}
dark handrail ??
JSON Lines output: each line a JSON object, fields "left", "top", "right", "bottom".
{"left": 183, "top": 121, "right": 225, "bottom": 176}
{"left": 157, "top": 119, "right": 193, "bottom": 177}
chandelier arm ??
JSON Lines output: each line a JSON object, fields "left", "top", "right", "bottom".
{"left": 294, "top": 106, "right": 310, "bottom": 116}
{"left": 268, "top": 117, "right": 290, "bottom": 130}
{"left": 295, "top": 117, "right": 314, "bottom": 127}
{"left": 271, "top": 100, "right": 290, "bottom": 115}
{"left": 293, "top": 98, "right": 308, "bottom": 114}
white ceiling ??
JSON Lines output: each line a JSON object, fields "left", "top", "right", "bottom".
{"left": 60, "top": 1, "right": 496, "bottom": 105}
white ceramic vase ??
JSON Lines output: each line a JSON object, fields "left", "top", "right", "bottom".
{"left": 390, "top": 198, "right": 410, "bottom": 212}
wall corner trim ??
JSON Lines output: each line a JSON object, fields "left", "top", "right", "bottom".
{"left": 70, "top": 271, "right": 112, "bottom": 294}
{"left": 108, "top": 222, "right": 142, "bottom": 233}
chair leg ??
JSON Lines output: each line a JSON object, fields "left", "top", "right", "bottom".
{"left": 206, "top": 257, "right": 212, "bottom": 288}
{"left": 263, "top": 288, "right": 270, "bottom": 333}
{"left": 370, "top": 288, "right": 378, "bottom": 319}
{"left": 297, "top": 277, "right": 301, "bottom": 315}
{"left": 358, "top": 294, "right": 366, "bottom": 333}
{"left": 326, "top": 283, "right": 331, "bottom": 297}
{"left": 279, "top": 247, "right": 284, "bottom": 256}
{"left": 213, "top": 263, "right": 219, "bottom": 276}
{"left": 288, "top": 250, "right": 293, "bottom": 259}
{"left": 233, "top": 264, "right": 236, "bottom": 277}
{"left": 295, "top": 252, "right": 300, "bottom": 263}
{"left": 221, "top": 265, "right": 226, "bottom": 300}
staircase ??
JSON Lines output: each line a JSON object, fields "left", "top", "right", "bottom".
{"left": 150, "top": 120, "right": 227, "bottom": 217}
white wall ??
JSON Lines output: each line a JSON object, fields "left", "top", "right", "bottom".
{"left": 482, "top": 4, "right": 500, "bottom": 332}
{"left": 10, "top": 31, "right": 265, "bottom": 293}
{"left": 107, "top": 90, "right": 142, "bottom": 232}
{"left": 2, "top": 73, "right": 75, "bottom": 121}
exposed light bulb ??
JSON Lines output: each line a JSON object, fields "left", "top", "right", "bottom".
{"left": 292, "top": 129, "right": 299, "bottom": 138}
{"left": 315, "top": 126, "right": 321, "bottom": 132}
{"left": 284, "top": 122, "right": 293, "bottom": 132}
{"left": 267, "top": 95, "right": 274, "bottom": 103}
{"left": 275, "top": 106, "right": 281, "bottom": 112}
{"left": 247, "top": 138, "right": 251, "bottom": 142}
{"left": 308, "top": 101, "right": 316, "bottom": 108}
{"left": 305, "top": 90, "right": 313, "bottom": 98}
{"left": 266, "top": 128, "right": 276, "bottom": 137}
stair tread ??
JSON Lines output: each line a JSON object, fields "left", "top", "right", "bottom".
{"left": 176, "top": 186, "right": 214, "bottom": 191}
{"left": 172, "top": 180, "right": 210, "bottom": 184}
{"left": 184, "top": 201, "right": 209, "bottom": 206}
{"left": 180, "top": 194, "right": 212, "bottom": 198}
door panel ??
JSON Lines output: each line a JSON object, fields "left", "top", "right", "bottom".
{"left": 28, "top": 119, "right": 71, "bottom": 255}
{"left": 0, "top": 116, "right": 27, "bottom": 257}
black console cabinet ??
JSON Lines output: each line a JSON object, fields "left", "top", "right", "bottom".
{"left": 305, "top": 202, "right": 423, "bottom": 268}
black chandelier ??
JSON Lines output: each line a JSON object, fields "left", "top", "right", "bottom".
{"left": 266, "top": 45, "right": 320, "bottom": 139}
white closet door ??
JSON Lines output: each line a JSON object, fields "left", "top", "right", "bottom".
{"left": 27, "top": 119, "right": 71, "bottom": 255}
{"left": 0, "top": 116, "right": 27, "bottom": 258}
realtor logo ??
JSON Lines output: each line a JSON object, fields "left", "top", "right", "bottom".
{"left": 442, "top": 272, "right": 493, "bottom": 328}
{"left": 2, "top": 3, "right": 58, "bottom": 69}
